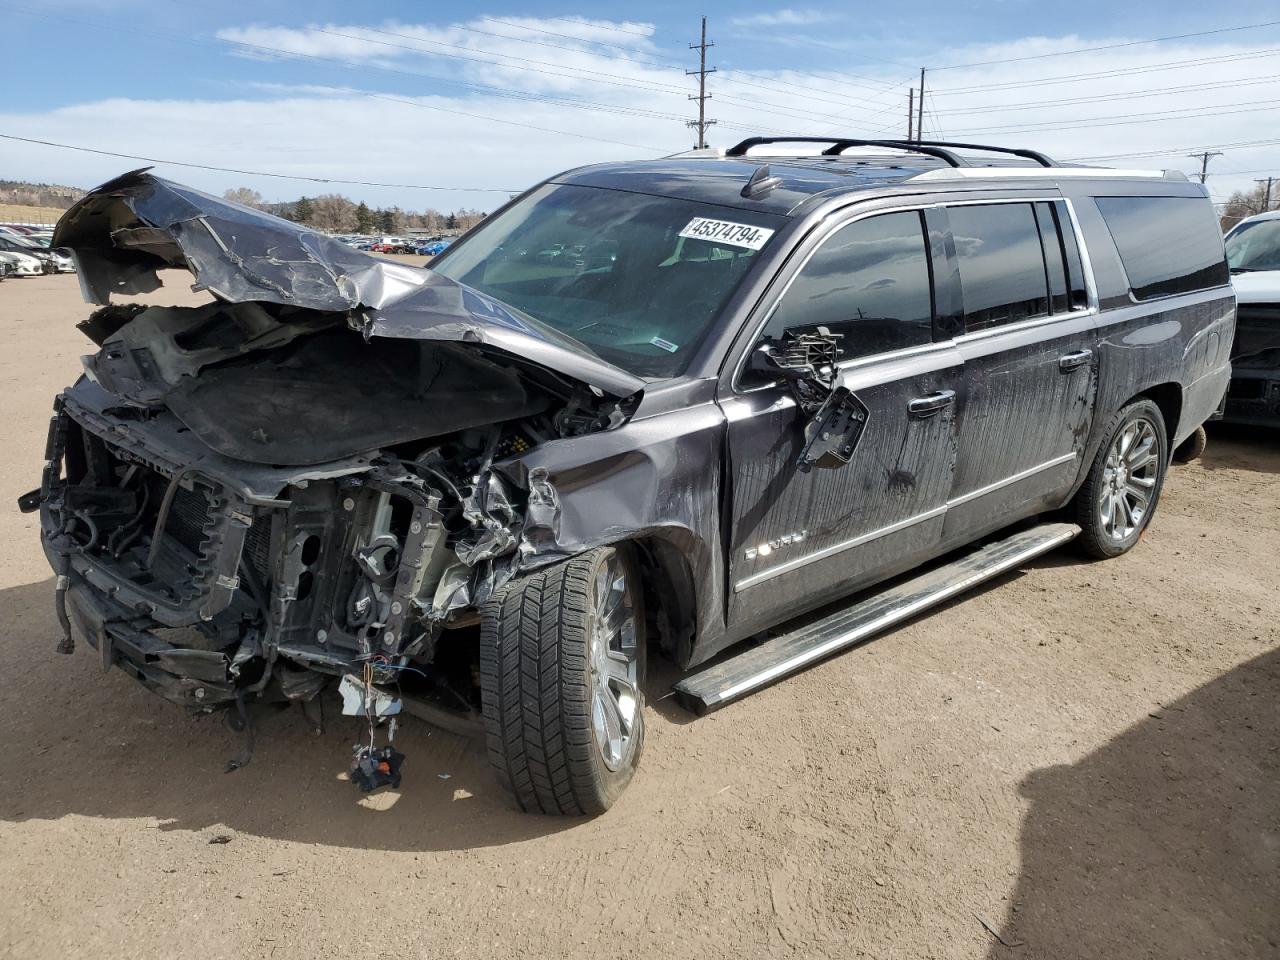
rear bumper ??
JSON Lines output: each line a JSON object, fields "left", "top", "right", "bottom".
{"left": 1222, "top": 369, "right": 1280, "bottom": 427}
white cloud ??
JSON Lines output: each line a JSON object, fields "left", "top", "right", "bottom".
{"left": 730, "top": 9, "right": 840, "bottom": 28}
{"left": 4, "top": 20, "right": 1277, "bottom": 212}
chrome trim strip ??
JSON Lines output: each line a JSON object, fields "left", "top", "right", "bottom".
{"left": 909, "top": 167, "right": 1169, "bottom": 181}
{"left": 710, "top": 526, "right": 1081, "bottom": 706}
{"left": 946, "top": 452, "right": 1078, "bottom": 509}
{"left": 734, "top": 504, "right": 947, "bottom": 592}
{"left": 735, "top": 451, "right": 1078, "bottom": 593}
{"left": 953, "top": 307, "right": 1096, "bottom": 344}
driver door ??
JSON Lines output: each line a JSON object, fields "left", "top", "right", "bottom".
{"left": 723, "top": 208, "right": 963, "bottom": 635}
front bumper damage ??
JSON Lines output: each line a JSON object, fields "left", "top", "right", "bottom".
{"left": 25, "top": 169, "right": 645, "bottom": 776}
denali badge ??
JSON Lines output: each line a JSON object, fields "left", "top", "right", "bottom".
{"left": 744, "top": 531, "right": 807, "bottom": 562}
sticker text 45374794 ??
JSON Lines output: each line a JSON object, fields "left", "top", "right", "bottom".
{"left": 678, "top": 217, "right": 775, "bottom": 251}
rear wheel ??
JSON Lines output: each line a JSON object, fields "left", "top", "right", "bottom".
{"left": 1073, "top": 399, "right": 1168, "bottom": 559}
{"left": 480, "top": 545, "right": 646, "bottom": 815}
{"left": 1172, "top": 424, "right": 1208, "bottom": 463}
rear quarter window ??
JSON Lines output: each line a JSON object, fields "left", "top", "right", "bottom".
{"left": 1094, "top": 195, "right": 1229, "bottom": 301}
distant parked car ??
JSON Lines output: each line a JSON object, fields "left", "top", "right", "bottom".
{"left": 0, "top": 233, "right": 75, "bottom": 272}
{"left": 0, "top": 249, "right": 46, "bottom": 277}
{"left": 417, "top": 238, "right": 454, "bottom": 256}
{"left": 1223, "top": 210, "right": 1280, "bottom": 426}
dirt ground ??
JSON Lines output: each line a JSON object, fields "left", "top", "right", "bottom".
{"left": 0, "top": 270, "right": 1276, "bottom": 960}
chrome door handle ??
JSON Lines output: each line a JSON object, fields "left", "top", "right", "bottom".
{"left": 908, "top": 389, "right": 957, "bottom": 418}
{"left": 1059, "top": 349, "right": 1093, "bottom": 371}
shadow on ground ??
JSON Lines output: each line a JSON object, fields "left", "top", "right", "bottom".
{"left": 1201, "top": 423, "right": 1280, "bottom": 474}
{"left": 0, "top": 577, "right": 579, "bottom": 852}
{"left": 987, "top": 647, "right": 1280, "bottom": 958}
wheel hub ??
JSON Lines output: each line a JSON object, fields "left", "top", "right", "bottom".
{"left": 587, "top": 554, "right": 640, "bottom": 772}
{"left": 1098, "top": 417, "right": 1159, "bottom": 542}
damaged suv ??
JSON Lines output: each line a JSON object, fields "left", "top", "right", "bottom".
{"left": 27, "top": 140, "right": 1233, "bottom": 814}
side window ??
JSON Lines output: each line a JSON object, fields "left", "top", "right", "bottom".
{"left": 1094, "top": 195, "right": 1229, "bottom": 301}
{"left": 948, "top": 203, "right": 1050, "bottom": 331}
{"left": 761, "top": 210, "right": 934, "bottom": 362}
{"left": 1033, "top": 200, "right": 1090, "bottom": 314}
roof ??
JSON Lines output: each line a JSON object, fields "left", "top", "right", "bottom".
{"left": 551, "top": 145, "right": 1180, "bottom": 217}
{"left": 552, "top": 155, "right": 954, "bottom": 216}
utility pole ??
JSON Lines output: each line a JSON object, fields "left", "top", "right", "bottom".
{"left": 687, "top": 17, "right": 716, "bottom": 149}
{"left": 1256, "top": 176, "right": 1275, "bottom": 212}
{"left": 916, "top": 68, "right": 926, "bottom": 143}
{"left": 1186, "top": 150, "right": 1222, "bottom": 184}
{"left": 907, "top": 88, "right": 914, "bottom": 141}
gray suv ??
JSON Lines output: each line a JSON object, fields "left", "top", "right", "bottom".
{"left": 25, "top": 139, "right": 1233, "bottom": 813}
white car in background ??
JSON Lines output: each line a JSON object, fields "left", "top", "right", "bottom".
{"left": 0, "top": 249, "right": 45, "bottom": 277}
{"left": 1224, "top": 210, "right": 1280, "bottom": 427}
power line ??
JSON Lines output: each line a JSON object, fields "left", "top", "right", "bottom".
{"left": 0, "top": 133, "right": 522, "bottom": 192}
{"left": 930, "top": 46, "right": 1280, "bottom": 95}
{"left": 931, "top": 18, "right": 1280, "bottom": 70}
{"left": 1069, "top": 137, "right": 1280, "bottom": 162}
{"left": 935, "top": 74, "right": 1280, "bottom": 114}
{"left": 949, "top": 96, "right": 1280, "bottom": 136}
{"left": 548, "top": 16, "right": 654, "bottom": 38}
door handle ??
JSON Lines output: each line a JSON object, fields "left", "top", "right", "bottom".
{"left": 907, "top": 389, "right": 956, "bottom": 418}
{"left": 1059, "top": 349, "right": 1093, "bottom": 372}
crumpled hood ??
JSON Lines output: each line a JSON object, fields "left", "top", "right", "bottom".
{"left": 54, "top": 169, "right": 644, "bottom": 399}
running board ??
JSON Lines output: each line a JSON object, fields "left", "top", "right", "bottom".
{"left": 674, "top": 521, "right": 1081, "bottom": 715}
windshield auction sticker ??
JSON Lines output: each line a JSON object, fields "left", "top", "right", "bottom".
{"left": 678, "top": 218, "right": 775, "bottom": 250}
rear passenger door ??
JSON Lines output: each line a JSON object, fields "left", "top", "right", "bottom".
{"left": 941, "top": 198, "right": 1099, "bottom": 545}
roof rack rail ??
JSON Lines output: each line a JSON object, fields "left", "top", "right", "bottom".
{"left": 894, "top": 139, "right": 1055, "bottom": 168}
{"left": 725, "top": 136, "right": 966, "bottom": 167}
{"left": 724, "top": 136, "right": 1057, "bottom": 168}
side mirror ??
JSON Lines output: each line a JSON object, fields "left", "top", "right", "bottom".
{"left": 750, "top": 329, "right": 868, "bottom": 472}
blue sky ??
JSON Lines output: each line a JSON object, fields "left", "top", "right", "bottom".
{"left": 4, "top": 1, "right": 1280, "bottom": 212}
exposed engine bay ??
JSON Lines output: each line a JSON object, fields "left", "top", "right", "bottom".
{"left": 24, "top": 170, "right": 645, "bottom": 780}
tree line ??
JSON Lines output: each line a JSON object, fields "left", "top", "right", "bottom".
{"left": 222, "top": 187, "right": 488, "bottom": 234}
{"left": 1219, "top": 181, "right": 1277, "bottom": 231}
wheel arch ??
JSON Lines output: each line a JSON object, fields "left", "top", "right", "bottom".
{"left": 618, "top": 534, "right": 699, "bottom": 669}
{"left": 1134, "top": 382, "right": 1182, "bottom": 449}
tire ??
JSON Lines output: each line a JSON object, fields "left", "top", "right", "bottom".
{"left": 1172, "top": 424, "right": 1208, "bottom": 464}
{"left": 1073, "top": 399, "right": 1168, "bottom": 559}
{"left": 480, "top": 545, "right": 646, "bottom": 815}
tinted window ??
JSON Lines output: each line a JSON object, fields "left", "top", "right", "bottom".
{"left": 761, "top": 211, "right": 934, "bottom": 362}
{"left": 1225, "top": 217, "right": 1280, "bottom": 272}
{"left": 948, "top": 203, "right": 1050, "bottom": 331}
{"left": 1095, "top": 195, "right": 1229, "bottom": 301}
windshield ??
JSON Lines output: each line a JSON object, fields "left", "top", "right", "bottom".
{"left": 431, "top": 183, "right": 783, "bottom": 377}
{"left": 1226, "top": 218, "right": 1280, "bottom": 272}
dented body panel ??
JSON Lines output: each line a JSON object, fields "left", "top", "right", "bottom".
{"left": 29, "top": 159, "right": 1233, "bottom": 729}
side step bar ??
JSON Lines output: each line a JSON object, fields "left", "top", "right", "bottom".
{"left": 674, "top": 521, "right": 1081, "bottom": 715}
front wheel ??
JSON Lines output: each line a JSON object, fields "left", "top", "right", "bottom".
{"left": 480, "top": 545, "right": 646, "bottom": 815}
{"left": 1073, "top": 399, "right": 1168, "bottom": 559}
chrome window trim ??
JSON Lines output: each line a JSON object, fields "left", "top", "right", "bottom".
{"left": 730, "top": 195, "right": 1102, "bottom": 391}
{"left": 729, "top": 202, "right": 941, "bottom": 393}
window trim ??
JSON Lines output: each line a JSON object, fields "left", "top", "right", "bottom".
{"left": 940, "top": 196, "right": 1100, "bottom": 337}
{"left": 1092, "top": 194, "right": 1232, "bottom": 305}
{"left": 730, "top": 202, "right": 944, "bottom": 392}
{"left": 729, "top": 195, "right": 1101, "bottom": 391}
